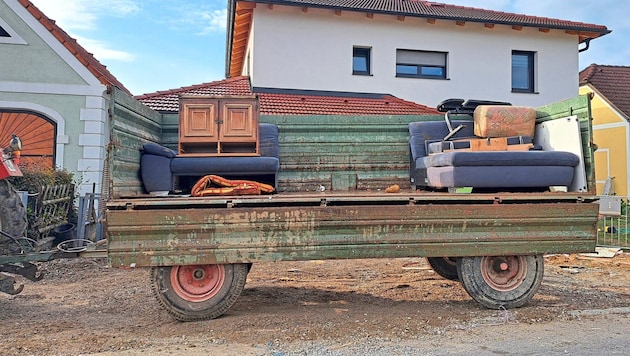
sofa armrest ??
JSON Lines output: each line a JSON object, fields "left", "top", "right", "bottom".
{"left": 140, "top": 143, "right": 176, "bottom": 193}
{"left": 259, "top": 123, "right": 279, "bottom": 158}
{"left": 141, "top": 143, "right": 177, "bottom": 158}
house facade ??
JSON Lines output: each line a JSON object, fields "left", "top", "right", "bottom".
{"left": 0, "top": 0, "right": 134, "bottom": 196}
{"left": 227, "top": 0, "right": 609, "bottom": 108}
{"left": 579, "top": 64, "right": 630, "bottom": 197}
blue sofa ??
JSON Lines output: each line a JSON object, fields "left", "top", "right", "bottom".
{"left": 141, "top": 123, "right": 280, "bottom": 194}
{"left": 408, "top": 120, "right": 580, "bottom": 190}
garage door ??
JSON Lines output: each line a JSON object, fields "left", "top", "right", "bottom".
{"left": 0, "top": 111, "right": 55, "bottom": 169}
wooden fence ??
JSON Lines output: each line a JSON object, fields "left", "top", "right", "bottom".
{"left": 31, "top": 184, "right": 74, "bottom": 240}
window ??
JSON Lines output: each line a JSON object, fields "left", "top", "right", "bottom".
{"left": 396, "top": 49, "right": 447, "bottom": 79}
{"left": 353, "top": 47, "right": 371, "bottom": 75}
{"left": 512, "top": 51, "right": 535, "bottom": 93}
{"left": 0, "top": 18, "right": 26, "bottom": 44}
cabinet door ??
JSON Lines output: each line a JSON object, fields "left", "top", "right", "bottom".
{"left": 220, "top": 102, "right": 258, "bottom": 143}
{"left": 181, "top": 103, "right": 217, "bottom": 140}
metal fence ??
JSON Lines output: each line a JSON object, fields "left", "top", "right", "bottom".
{"left": 77, "top": 193, "right": 103, "bottom": 242}
{"left": 597, "top": 196, "right": 629, "bottom": 249}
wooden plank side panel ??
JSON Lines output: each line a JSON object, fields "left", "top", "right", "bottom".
{"left": 108, "top": 88, "right": 162, "bottom": 198}
{"left": 107, "top": 202, "right": 598, "bottom": 267}
{"left": 160, "top": 114, "right": 180, "bottom": 149}
{"left": 262, "top": 115, "right": 440, "bottom": 192}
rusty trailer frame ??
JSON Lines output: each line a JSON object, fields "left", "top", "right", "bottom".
{"left": 107, "top": 192, "right": 598, "bottom": 268}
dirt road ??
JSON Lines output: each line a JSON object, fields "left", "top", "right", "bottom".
{"left": 0, "top": 253, "right": 628, "bottom": 355}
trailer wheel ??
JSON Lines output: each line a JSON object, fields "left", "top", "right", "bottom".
{"left": 150, "top": 263, "right": 248, "bottom": 322}
{"left": 426, "top": 257, "right": 459, "bottom": 281}
{"left": 457, "top": 255, "right": 544, "bottom": 309}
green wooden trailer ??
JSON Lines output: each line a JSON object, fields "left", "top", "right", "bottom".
{"left": 105, "top": 90, "right": 599, "bottom": 321}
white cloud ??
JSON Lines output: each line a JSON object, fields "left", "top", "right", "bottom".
{"left": 162, "top": 3, "right": 228, "bottom": 35}
{"left": 31, "top": 0, "right": 141, "bottom": 31}
{"left": 30, "top": 0, "right": 96, "bottom": 30}
{"left": 30, "top": 0, "right": 138, "bottom": 62}
{"left": 198, "top": 9, "right": 228, "bottom": 35}
{"left": 200, "top": 9, "right": 227, "bottom": 34}
{"left": 73, "top": 35, "right": 135, "bottom": 62}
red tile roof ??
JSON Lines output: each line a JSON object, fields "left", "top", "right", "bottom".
{"left": 580, "top": 64, "right": 630, "bottom": 120}
{"left": 240, "top": 0, "right": 609, "bottom": 39}
{"left": 18, "top": 0, "right": 131, "bottom": 95}
{"left": 135, "top": 76, "right": 439, "bottom": 115}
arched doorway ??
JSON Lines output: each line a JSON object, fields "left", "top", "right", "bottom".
{"left": 0, "top": 111, "right": 56, "bottom": 169}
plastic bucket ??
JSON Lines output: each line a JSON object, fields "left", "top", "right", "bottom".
{"left": 52, "top": 223, "right": 75, "bottom": 246}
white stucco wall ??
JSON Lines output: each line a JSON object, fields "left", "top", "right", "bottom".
{"left": 249, "top": 6, "right": 580, "bottom": 108}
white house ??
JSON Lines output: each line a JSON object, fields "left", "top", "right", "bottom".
{"left": 226, "top": 0, "right": 609, "bottom": 108}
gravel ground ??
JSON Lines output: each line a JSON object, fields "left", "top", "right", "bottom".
{"left": 0, "top": 252, "right": 628, "bottom": 355}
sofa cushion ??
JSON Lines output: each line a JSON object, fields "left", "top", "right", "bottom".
{"left": 425, "top": 165, "right": 576, "bottom": 188}
{"left": 419, "top": 150, "right": 579, "bottom": 169}
{"left": 171, "top": 156, "right": 279, "bottom": 176}
{"left": 473, "top": 105, "right": 536, "bottom": 138}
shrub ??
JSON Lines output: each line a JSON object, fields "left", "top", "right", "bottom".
{"left": 7, "top": 166, "right": 78, "bottom": 242}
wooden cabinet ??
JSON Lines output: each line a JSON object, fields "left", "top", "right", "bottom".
{"left": 178, "top": 96, "right": 259, "bottom": 156}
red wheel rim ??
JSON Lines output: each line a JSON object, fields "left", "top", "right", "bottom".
{"left": 480, "top": 256, "right": 527, "bottom": 292}
{"left": 170, "top": 265, "right": 226, "bottom": 302}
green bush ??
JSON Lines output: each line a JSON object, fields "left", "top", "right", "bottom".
{"left": 8, "top": 166, "right": 74, "bottom": 193}
{"left": 8, "top": 166, "right": 78, "bottom": 242}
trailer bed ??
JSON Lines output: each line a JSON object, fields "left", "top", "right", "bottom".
{"left": 106, "top": 190, "right": 598, "bottom": 268}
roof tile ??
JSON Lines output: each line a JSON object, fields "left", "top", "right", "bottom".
{"left": 248, "top": 0, "right": 609, "bottom": 37}
{"left": 136, "top": 77, "right": 438, "bottom": 115}
{"left": 580, "top": 64, "right": 630, "bottom": 119}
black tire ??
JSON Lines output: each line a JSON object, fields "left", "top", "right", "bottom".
{"left": 426, "top": 257, "right": 459, "bottom": 281}
{"left": 457, "top": 255, "right": 544, "bottom": 309}
{"left": 151, "top": 263, "right": 248, "bottom": 322}
{"left": 0, "top": 180, "right": 28, "bottom": 254}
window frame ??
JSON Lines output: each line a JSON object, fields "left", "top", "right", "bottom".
{"left": 395, "top": 49, "right": 447, "bottom": 80}
{"left": 0, "top": 17, "right": 27, "bottom": 45}
{"left": 352, "top": 46, "right": 372, "bottom": 76}
{"left": 511, "top": 50, "right": 536, "bottom": 93}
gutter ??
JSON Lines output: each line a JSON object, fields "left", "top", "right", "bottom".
{"left": 225, "top": 0, "right": 237, "bottom": 78}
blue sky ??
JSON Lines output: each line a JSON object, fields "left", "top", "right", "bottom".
{"left": 30, "top": 0, "right": 629, "bottom": 96}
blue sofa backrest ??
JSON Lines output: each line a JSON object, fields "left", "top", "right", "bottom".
{"left": 259, "top": 123, "right": 280, "bottom": 158}
{"left": 408, "top": 120, "right": 474, "bottom": 158}
{"left": 141, "top": 123, "right": 279, "bottom": 159}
